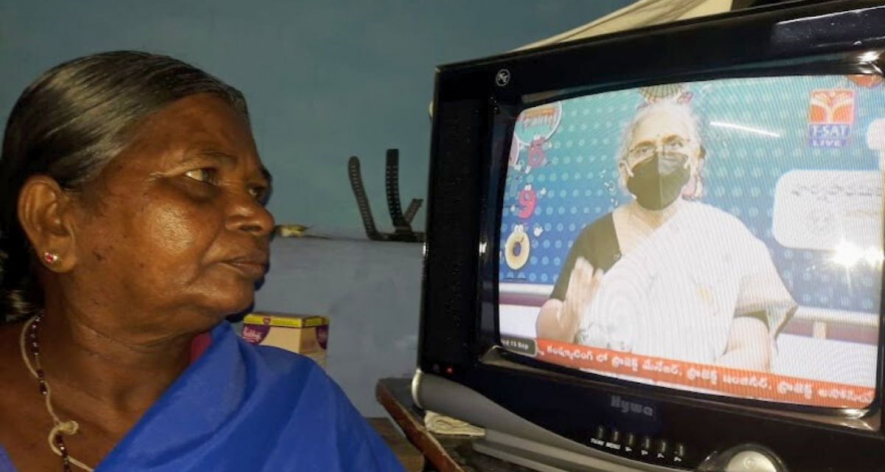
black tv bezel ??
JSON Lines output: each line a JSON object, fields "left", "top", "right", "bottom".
{"left": 420, "top": 1, "right": 885, "bottom": 470}
{"left": 485, "top": 63, "right": 885, "bottom": 418}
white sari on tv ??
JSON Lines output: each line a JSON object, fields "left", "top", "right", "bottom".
{"left": 576, "top": 201, "right": 795, "bottom": 364}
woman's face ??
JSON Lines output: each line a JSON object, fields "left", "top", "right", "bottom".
{"left": 64, "top": 94, "right": 274, "bottom": 337}
{"left": 624, "top": 108, "right": 699, "bottom": 171}
{"left": 619, "top": 107, "right": 702, "bottom": 210}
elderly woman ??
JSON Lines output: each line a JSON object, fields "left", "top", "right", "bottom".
{"left": 536, "top": 98, "right": 796, "bottom": 372}
{"left": 0, "top": 52, "right": 403, "bottom": 471}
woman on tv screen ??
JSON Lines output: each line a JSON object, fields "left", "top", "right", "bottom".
{"left": 500, "top": 76, "right": 882, "bottom": 409}
{"left": 535, "top": 97, "right": 796, "bottom": 371}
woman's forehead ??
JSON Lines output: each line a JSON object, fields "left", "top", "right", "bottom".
{"left": 630, "top": 109, "right": 693, "bottom": 143}
{"left": 137, "top": 95, "right": 251, "bottom": 143}
{"left": 119, "top": 95, "right": 259, "bottom": 168}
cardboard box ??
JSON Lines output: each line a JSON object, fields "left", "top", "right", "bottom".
{"left": 241, "top": 313, "right": 329, "bottom": 368}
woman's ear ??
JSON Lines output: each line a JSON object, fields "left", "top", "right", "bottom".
{"left": 690, "top": 145, "right": 707, "bottom": 177}
{"left": 685, "top": 146, "right": 707, "bottom": 199}
{"left": 17, "top": 175, "right": 78, "bottom": 272}
{"left": 618, "top": 160, "right": 632, "bottom": 180}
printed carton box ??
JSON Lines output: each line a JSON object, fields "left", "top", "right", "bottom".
{"left": 241, "top": 312, "right": 329, "bottom": 368}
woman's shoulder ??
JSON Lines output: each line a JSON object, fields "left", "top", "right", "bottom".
{"left": 686, "top": 201, "right": 751, "bottom": 229}
{"left": 237, "top": 335, "right": 327, "bottom": 379}
{"left": 577, "top": 211, "right": 616, "bottom": 239}
{"left": 685, "top": 201, "right": 762, "bottom": 244}
{"left": 232, "top": 333, "right": 349, "bottom": 404}
{"left": 568, "top": 211, "right": 618, "bottom": 261}
{"left": 229, "top": 335, "right": 403, "bottom": 470}
{"left": 230, "top": 332, "right": 357, "bottom": 420}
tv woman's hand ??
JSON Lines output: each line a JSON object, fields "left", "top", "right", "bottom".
{"left": 561, "top": 257, "right": 604, "bottom": 340}
{"left": 536, "top": 257, "right": 604, "bottom": 343}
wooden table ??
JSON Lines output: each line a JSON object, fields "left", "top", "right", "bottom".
{"left": 367, "top": 416, "right": 426, "bottom": 472}
{"left": 376, "top": 377, "right": 536, "bottom": 472}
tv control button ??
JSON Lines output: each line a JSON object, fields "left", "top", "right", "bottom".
{"left": 725, "top": 451, "right": 780, "bottom": 472}
{"left": 610, "top": 430, "right": 621, "bottom": 443}
{"left": 655, "top": 440, "right": 668, "bottom": 459}
{"left": 656, "top": 440, "right": 668, "bottom": 454}
{"left": 621, "top": 433, "right": 637, "bottom": 454}
{"left": 590, "top": 426, "right": 607, "bottom": 447}
{"left": 674, "top": 443, "right": 686, "bottom": 458}
{"left": 595, "top": 426, "right": 606, "bottom": 440}
{"left": 625, "top": 433, "right": 636, "bottom": 448}
{"left": 673, "top": 443, "right": 686, "bottom": 464}
{"left": 638, "top": 436, "right": 653, "bottom": 457}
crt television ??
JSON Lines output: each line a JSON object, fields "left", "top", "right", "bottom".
{"left": 413, "top": 1, "right": 885, "bottom": 471}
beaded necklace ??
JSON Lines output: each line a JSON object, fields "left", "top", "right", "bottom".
{"left": 19, "top": 314, "right": 94, "bottom": 472}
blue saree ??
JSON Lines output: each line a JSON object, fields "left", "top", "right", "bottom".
{"left": 0, "top": 322, "right": 404, "bottom": 471}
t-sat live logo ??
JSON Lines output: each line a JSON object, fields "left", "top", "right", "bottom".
{"left": 808, "top": 89, "right": 855, "bottom": 148}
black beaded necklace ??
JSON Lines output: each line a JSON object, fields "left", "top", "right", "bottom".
{"left": 20, "top": 314, "right": 93, "bottom": 472}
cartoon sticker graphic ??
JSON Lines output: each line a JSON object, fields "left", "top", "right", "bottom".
{"left": 517, "top": 185, "right": 538, "bottom": 219}
{"left": 512, "top": 102, "right": 563, "bottom": 170}
{"left": 504, "top": 225, "right": 531, "bottom": 270}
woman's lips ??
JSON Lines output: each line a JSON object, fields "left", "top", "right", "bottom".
{"left": 222, "top": 255, "right": 269, "bottom": 279}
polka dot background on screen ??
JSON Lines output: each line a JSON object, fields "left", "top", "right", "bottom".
{"left": 500, "top": 76, "right": 885, "bottom": 314}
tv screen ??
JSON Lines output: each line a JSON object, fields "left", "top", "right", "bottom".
{"left": 498, "top": 75, "right": 883, "bottom": 410}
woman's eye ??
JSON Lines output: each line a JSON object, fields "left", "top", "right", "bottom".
{"left": 184, "top": 168, "right": 218, "bottom": 184}
{"left": 630, "top": 145, "right": 655, "bottom": 161}
{"left": 664, "top": 139, "right": 687, "bottom": 152}
{"left": 249, "top": 185, "right": 269, "bottom": 203}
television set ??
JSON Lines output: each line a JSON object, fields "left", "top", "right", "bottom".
{"left": 413, "top": 1, "right": 885, "bottom": 471}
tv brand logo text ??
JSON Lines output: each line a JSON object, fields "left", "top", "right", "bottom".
{"left": 610, "top": 395, "right": 655, "bottom": 418}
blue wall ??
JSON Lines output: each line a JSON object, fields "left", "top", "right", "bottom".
{"left": 255, "top": 237, "right": 424, "bottom": 416}
{"left": 0, "top": 0, "right": 636, "bottom": 416}
{"left": 0, "top": 0, "right": 634, "bottom": 233}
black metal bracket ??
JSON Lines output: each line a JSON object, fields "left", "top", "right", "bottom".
{"left": 348, "top": 149, "right": 425, "bottom": 242}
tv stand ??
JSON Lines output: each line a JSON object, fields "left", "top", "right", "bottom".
{"left": 377, "top": 377, "right": 673, "bottom": 472}
{"left": 475, "top": 429, "right": 647, "bottom": 472}
{"left": 475, "top": 434, "right": 573, "bottom": 472}
{"left": 375, "top": 377, "right": 536, "bottom": 472}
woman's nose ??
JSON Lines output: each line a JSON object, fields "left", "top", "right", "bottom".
{"left": 227, "top": 192, "right": 275, "bottom": 237}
